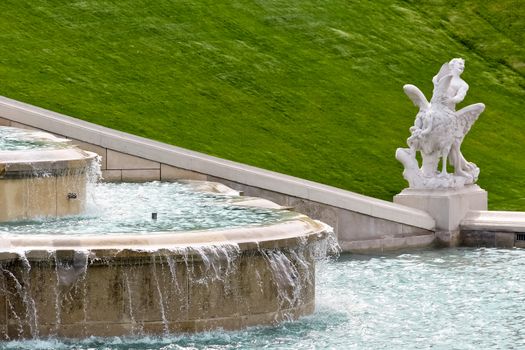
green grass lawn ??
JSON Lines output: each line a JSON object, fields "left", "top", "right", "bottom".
{"left": 0, "top": 0, "right": 524, "bottom": 209}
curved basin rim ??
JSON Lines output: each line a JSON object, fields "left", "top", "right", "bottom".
{"left": 0, "top": 216, "right": 330, "bottom": 257}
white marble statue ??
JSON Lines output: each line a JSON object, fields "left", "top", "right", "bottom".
{"left": 396, "top": 58, "right": 485, "bottom": 189}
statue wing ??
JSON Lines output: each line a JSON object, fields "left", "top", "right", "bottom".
{"left": 455, "top": 103, "right": 485, "bottom": 139}
{"left": 403, "top": 84, "right": 429, "bottom": 112}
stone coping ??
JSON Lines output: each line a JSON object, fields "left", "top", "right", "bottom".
{"left": 461, "top": 210, "right": 525, "bottom": 232}
{"left": 0, "top": 215, "right": 329, "bottom": 262}
{"left": 0, "top": 148, "right": 94, "bottom": 163}
{"left": 0, "top": 148, "right": 98, "bottom": 177}
{"left": 0, "top": 95, "right": 435, "bottom": 230}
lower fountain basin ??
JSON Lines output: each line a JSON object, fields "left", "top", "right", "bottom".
{"left": 0, "top": 126, "right": 334, "bottom": 339}
{"left": 0, "top": 215, "right": 330, "bottom": 339}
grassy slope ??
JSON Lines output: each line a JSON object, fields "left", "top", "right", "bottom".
{"left": 0, "top": 0, "right": 523, "bottom": 209}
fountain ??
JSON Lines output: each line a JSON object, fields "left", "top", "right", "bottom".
{"left": 0, "top": 126, "right": 334, "bottom": 339}
{"left": 1, "top": 59, "right": 524, "bottom": 349}
{"left": 0, "top": 127, "right": 99, "bottom": 222}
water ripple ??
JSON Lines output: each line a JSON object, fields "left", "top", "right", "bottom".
{"left": 1, "top": 248, "right": 523, "bottom": 349}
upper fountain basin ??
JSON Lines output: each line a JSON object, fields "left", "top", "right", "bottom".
{"left": 0, "top": 127, "right": 98, "bottom": 178}
{"left": 0, "top": 148, "right": 98, "bottom": 178}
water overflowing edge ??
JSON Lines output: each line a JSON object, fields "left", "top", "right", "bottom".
{"left": 0, "top": 224, "right": 339, "bottom": 339}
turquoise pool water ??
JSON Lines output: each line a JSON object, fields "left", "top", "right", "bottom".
{"left": 1, "top": 248, "right": 523, "bottom": 349}
{"left": 0, "top": 127, "right": 70, "bottom": 151}
{"left": 0, "top": 182, "right": 287, "bottom": 235}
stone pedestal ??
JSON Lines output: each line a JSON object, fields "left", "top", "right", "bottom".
{"left": 394, "top": 185, "right": 487, "bottom": 246}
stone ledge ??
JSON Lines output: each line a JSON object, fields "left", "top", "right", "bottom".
{"left": 0, "top": 216, "right": 328, "bottom": 260}
{"left": 461, "top": 210, "right": 525, "bottom": 232}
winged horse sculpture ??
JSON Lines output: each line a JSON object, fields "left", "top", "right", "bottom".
{"left": 396, "top": 58, "right": 485, "bottom": 189}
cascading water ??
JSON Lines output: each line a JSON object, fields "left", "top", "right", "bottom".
{"left": 0, "top": 126, "right": 100, "bottom": 222}
{"left": 0, "top": 234, "right": 336, "bottom": 339}
{"left": 0, "top": 126, "right": 336, "bottom": 339}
